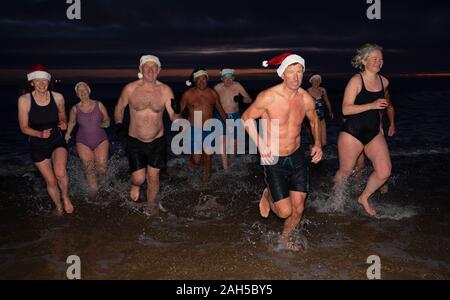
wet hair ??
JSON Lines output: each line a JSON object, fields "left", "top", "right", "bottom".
{"left": 20, "top": 80, "right": 53, "bottom": 96}
{"left": 351, "top": 43, "right": 383, "bottom": 71}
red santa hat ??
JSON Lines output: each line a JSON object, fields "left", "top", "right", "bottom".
{"left": 262, "top": 52, "right": 305, "bottom": 78}
{"left": 27, "top": 64, "right": 51, "bottom": 81}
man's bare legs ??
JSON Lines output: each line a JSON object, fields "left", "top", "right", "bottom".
{"left": 258, "top": 188, "right": 306, "bottom": 251}
{"left": 203, "top": 154, "right": 212, "bottom": 181}
{"left": 188, "top": 154, "right": 201, "bottom": 172}
{"left": 130, "top": 169, "right": 146, "bottom": 201}
{"left": 259, "top": 188, "right": 272, "bottom": 218}
{"left": 280, "top": 191, "right": 306, "bottom": 251}
{"left": 146, "top": 166, "right": 160, "bottom": 215}
{"left": 52, "top": 148, "right": 73, "bottom": 214}
{"left": 220, "top": 135, "right": 228, "bottom": 172}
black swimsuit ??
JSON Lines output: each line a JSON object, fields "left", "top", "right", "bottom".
{"left": 341, "top": 74, "right": 385, "bottom": 145}
{"left": 28, "top": 92, "right": 67, "bottom": 162}
{"left": 315, "top": 95, "right": 327, "bottom": 121}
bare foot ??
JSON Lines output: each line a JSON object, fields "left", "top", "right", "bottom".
{"left": 280, "top": 238, "right": 302, "bottom": 252}
{"left": 130, "top": 185, "right": 140, "bottom": 202}
{"left": 259, "top": 189, "right": 271, "bottom": 218}
{"left": 358, "top": 196, "right": 376, "bottom": 216}
{"left": 53, "top": 206, "right": 64, "bottom": 217}
{"left": 147, "top": 201, "right": 159, "bottom": 217}
{"left": 63, "top": 199, "right": 74, "bottom": 214}
{"left": 380, "top": 184, "right": 388, "bottom": 194}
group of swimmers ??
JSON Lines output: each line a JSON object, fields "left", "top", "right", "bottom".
{"left": 18, "top": 43, "right": 394, "bottom": 251}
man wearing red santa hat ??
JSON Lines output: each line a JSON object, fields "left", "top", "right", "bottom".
{"left": 242, "top": 53, "right": 322, "bottom": 251}
{"left": 18, "top": 64, "right": 74, "bottom": 216}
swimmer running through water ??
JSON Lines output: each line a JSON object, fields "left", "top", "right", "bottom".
{"left": 114, "top": 55, "right": 180, "bottom": 215}
{"left": 335, "top": 44, "right": 392, "bottom": 216}
{"left": 18, "top": 64, "right": 74, "bottom": 216}
{"left": 242, "top": 53, "right": 322, "bottom": 251}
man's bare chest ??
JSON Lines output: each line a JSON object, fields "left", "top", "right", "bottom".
{"left": 130, "top": 91, "right": 164, "bottom": 112}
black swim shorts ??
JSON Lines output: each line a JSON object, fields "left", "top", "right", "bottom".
{"left": 126, "top": 135, "right": 167, "bottom": 173}
{"left": 263, "top": 147, "right": 309, "bottom": 202}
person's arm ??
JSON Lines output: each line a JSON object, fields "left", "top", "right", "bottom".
{"left": 385, "top": 90, "right": 396, "bottom": 136}
{"left": 237, "top": 82, "right": 252, "bottom": 104}
{"left": 165, "top": 86, "right": 181, "bottom": 121}
{"left": 342, "top": 75, "right": 388, "bottom": 116}
{"left": 18, "top": 95, "right": 50, "bottom": 138}
{"left": 65, "top": 106, "right": 77, "bottom": 142}
{"left": 304, "top": 92, "right": 323, "bottom": 164}
{"left": 213, "top": 90, "right": 227, "bottom": 121}
{"left": 114, "top": 86, "right": 131, "bottom": 140}
{"left": 54, "top": 92, "right": 67, "bottom": 130}
{"left": 321, "top": 87, "right": 334, "bottom": 120}
{"left": 114, "top": 86, "right": 129, "bottom": 125}
{"left": 98, "top": 101, "right": 111, "bottom": 128}
{"left": 241, "top": 90, "right": 272, "bottom": 164}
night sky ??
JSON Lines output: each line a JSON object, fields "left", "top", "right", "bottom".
{"left": 1, "top": 0, "right": 449, "bottom": 81}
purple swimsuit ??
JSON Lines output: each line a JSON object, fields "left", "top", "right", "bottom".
{"left": 76, "top": 101, "right": 108, "bottom": 150}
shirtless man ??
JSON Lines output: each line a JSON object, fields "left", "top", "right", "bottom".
{"left": 242, "top": 53, "right": 323, "bottom": 251}
{"left": 180, "top": 68, "right": 227, "bottom": 181}
{"left": 214, "top": 68, "right": 252, "bottom": 170}
{"left": 114, "top": 55, "right": 179, "bottom": 214}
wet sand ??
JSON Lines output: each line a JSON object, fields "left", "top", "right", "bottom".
{"left": 1, "top": 150, "right": 449, "bottom": 280}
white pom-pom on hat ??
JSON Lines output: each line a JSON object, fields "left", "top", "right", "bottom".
{"left": 262, "top": 61, "right": 269, "bottom": 67}
{"left": 137, "top": 72, "right": 143, "bottom": 79}
{"left": 186, "top": 80, "right": 192, "bottom": 86}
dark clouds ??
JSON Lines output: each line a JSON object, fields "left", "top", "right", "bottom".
{"left": 1, "top": 0, "right": 449, "bottom": 73}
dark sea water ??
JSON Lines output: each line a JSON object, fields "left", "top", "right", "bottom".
{"left": 0, "top": 77, "right": 449, "bottom": 279}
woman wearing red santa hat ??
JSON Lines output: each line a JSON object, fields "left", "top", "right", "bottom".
{"left": 18, "top": 64, "right": 74, "bottom": 216}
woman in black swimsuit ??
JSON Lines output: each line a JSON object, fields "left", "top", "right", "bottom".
{"left": 334, "top": 44, "right": 391, "bottom": 216}
{"left": 307, "top": 74, "right": 334, "bottom": 146}
{"left": 17, "top": 64, "right": 74, "bottom": 216}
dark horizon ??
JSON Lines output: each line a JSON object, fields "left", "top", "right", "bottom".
{"left": 1, "top": 0, "right": 450, "bottom": 79}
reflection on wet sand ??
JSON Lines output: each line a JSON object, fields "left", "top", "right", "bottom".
{"left": 0, "top": 150, "right": 449, "bottom": 280}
